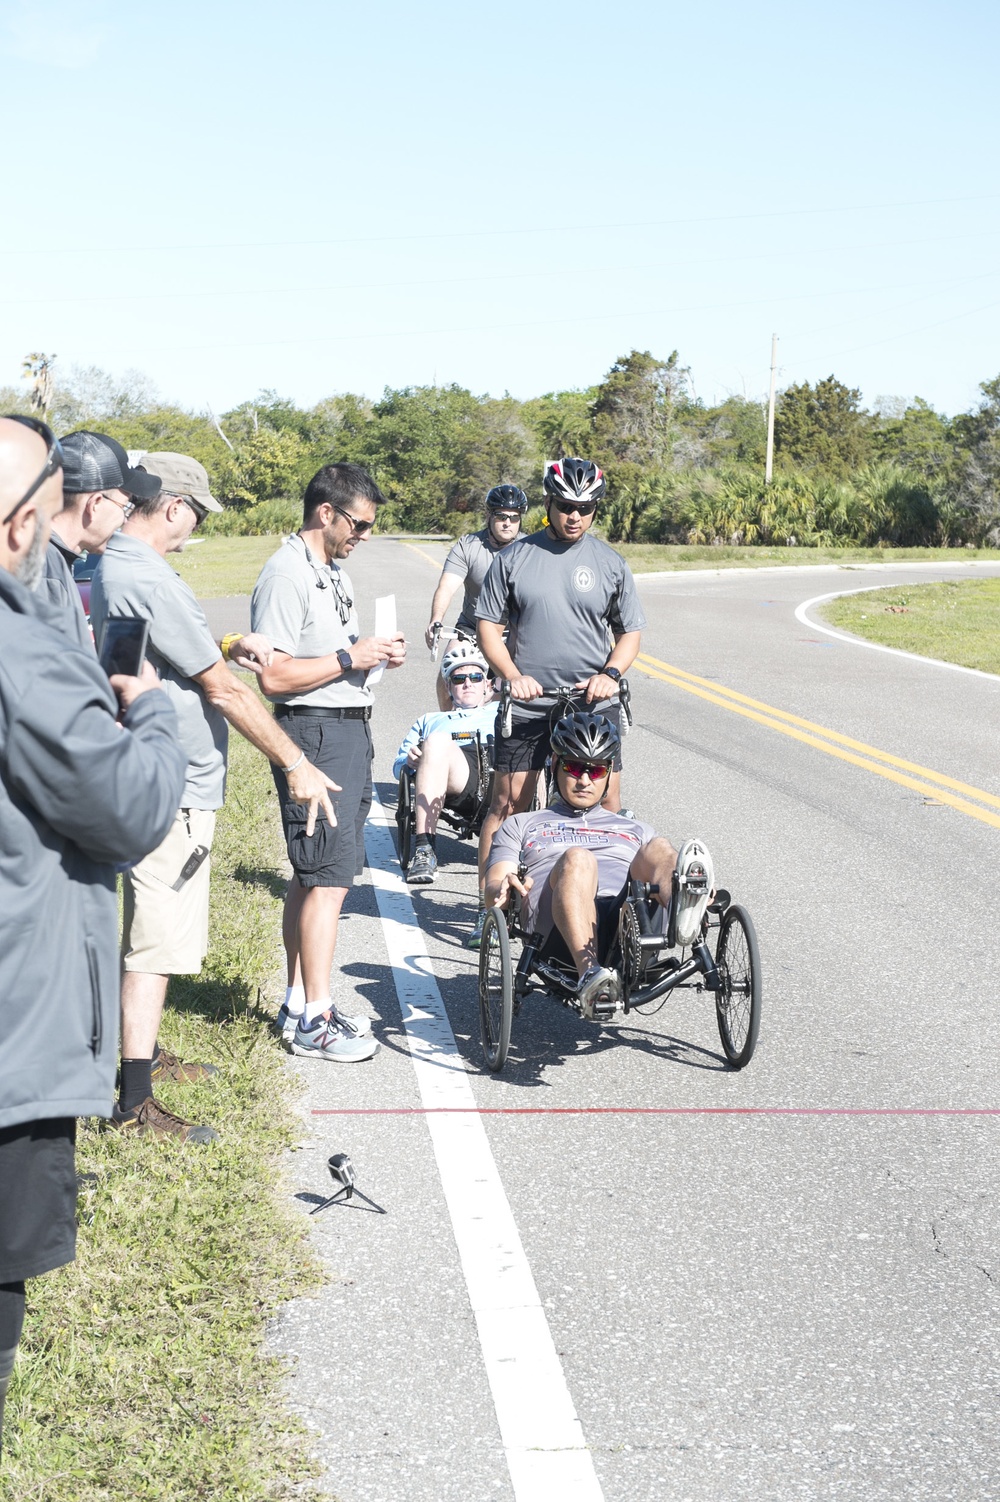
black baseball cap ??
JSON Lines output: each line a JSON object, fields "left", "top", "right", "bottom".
{"left": 60, "top": 430, "right": 162, "bottom": 499}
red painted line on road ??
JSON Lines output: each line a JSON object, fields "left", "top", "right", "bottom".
{"left": 311, "top": 1106, "right": 1000, "bottom": 1117}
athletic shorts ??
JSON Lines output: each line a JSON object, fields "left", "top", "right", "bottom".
{"left": 122, "top": 808, "right": 216, "bottom": 975}
{"left": 446, "top": 743, "right": 480, "bottom": 818}
{"left": 493, "top": 700, "right": 623, "bottom": 776}
{"left": 273, "top": 717, "right": 372, "bottom": 889}
{"left": 0, "top": 1120, "right": 77, "bottom": 1283}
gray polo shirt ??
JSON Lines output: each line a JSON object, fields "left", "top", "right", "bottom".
{"left": 476, "top": 530, "right": 646, "bottom": 690}
{"left": 90, "top": 533, "right": 227, "bottom": 809}
{"left": 443, "top": 528, "right": 508, "bottom": 633}
{"left": 250, "top": 534, "right": 371, "bottom": 709}
{"left": 38, "top": 538, "right": 92, "bottom": 653}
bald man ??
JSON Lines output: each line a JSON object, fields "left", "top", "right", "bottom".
{"left": 0, "top": 416, "right": 187, "bottom": 1459}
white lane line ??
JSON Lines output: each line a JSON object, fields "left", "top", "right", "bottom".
{"left": 635, "top": 559, "right": 1000, "bottom": 584}
{"left": 364, "top": 790, "right": 604, "bottom": 1502}
{"left": 795, "top": 586, "right": 1000, "bottom": 682}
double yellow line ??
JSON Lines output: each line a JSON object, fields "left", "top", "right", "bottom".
{"left": 634, "top": 652, "right": 1000, "bottom": 832}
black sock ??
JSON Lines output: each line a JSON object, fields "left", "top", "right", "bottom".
{"left": 414, "top": 834, "right": 431, "bottom": 849}
{"left": 119, "top": 1059, "right": 153, "bottom": 1114}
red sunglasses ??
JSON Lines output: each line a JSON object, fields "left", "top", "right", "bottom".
{"left": 561, "top": 759, "right": 610, "bottom": 780}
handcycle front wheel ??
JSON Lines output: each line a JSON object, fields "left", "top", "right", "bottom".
{"left": 395, "top": 770, "right": 414, "bottom": 872}
{"left": 714, "top": 904, "right": 761, "bottom": 1069}
{"left": 478, "top": 908, "right": 514, "bottom": 1072}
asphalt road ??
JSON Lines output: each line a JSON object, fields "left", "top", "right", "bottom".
{"left": 210, "top": 543, "right": 1000, "bottom": 1502}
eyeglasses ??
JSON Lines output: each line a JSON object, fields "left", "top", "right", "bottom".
{"left": 561, "top": 759, "right": 610, "bottom": 780}
{"left": 491, "top": 512, "right": 521, "bottom": 523}
{"left": 173, "top": 494, "right": 208, "bottom": 526}
{"left": 332, "top": 504, "right": 374, "bottom": 536}
{"left": 449, "top": 672, "right": 486, "bottom": 685}
{"left": 2, "top": 414, "right": 65, "bottom": 525}
{"left": 552, "top": 499, "right": 597, "bottom": 517}
{"left": 99, "top": 492, "right": 135, "bottom": 520}
{"left": 330, "top": 569, "right": 354, "bottom": 624}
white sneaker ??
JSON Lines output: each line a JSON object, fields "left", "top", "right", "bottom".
{"left": 328, "top": 1004, "right": 372, "bottom": 1039}
{"left": 273, "top": 1004, "right": 301, "bottom": 1046}
{"left": 673, "top": 839, "right": 715, "bottom": 947}
{"left": 576, "top": 965, "right": 621, "bottom": 1021}
{"left": 291, "top": 1014, "right": 379, "bottom": 1063}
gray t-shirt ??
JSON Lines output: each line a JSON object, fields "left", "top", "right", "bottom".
{"left": 38, "top": 538, "right": 92, "bottom": 653}
{"left": 443, "top": 528, "right": 507, "bottom": 633}
{"left": 476, "top": 531, "right": 646, "bottom": 692}
{"left": 488, "top": 800, "right": 656, "bottom": 934}
{"left": 250, "top": 534, "right": 371, "bottom": 708}
{"left": 90, "top": 533, "right": 226, "bottom": 809}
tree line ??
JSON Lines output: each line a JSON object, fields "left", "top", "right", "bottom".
{"left": 4, "top": 351, "right": 1000, "bottom": 546}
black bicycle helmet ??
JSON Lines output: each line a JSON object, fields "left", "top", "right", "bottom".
{"left": 485, "top": 484, "right": 528, "bottom": 513}
{"left": 542, "top": 457, "right": 606, "bottom": 505}
{"left": 550, "top": 711, "right": 621, "bottom": 765}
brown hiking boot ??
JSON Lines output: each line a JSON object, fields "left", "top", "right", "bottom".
{"left": 151, "top": 1047, "right": 219, "bottom": 1085}
{"left": 111, "top": 1096, "right": 219, "bottom": 1144}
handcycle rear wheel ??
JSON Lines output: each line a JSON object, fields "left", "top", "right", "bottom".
{"left": 395, "top": 770, "right": 414, "bottom": 872}
{"left": 478, "top": 908, "right": 513, "bottom": 1072}
{"left": 714, "top": 904, "right": 761, "bottom": 1068}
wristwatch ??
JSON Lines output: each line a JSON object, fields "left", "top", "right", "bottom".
{"left": 602, "top": 664, "right": 622, "bottom": 683}
{"left": 336, "top": 649, "right": 354, "bottom": 676}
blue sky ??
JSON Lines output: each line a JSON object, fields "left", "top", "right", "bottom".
{"left": 2, "top": 0, "right": 998, "bottom": 417}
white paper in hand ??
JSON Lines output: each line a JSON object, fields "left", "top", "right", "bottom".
{"left": 365, "top": 595, "right": 396, "bottom": 687}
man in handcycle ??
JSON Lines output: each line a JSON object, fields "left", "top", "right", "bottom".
{"left": 484, "top": 711, "right": 713, "bottom": 1019}
{"left": 392, "top": 642, "right": 497, "bottom": 886}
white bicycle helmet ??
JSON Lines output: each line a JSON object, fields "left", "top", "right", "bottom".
{"left": 440, "top": 641, "right": 490, "bottom": 682}
{"left": 543, "top": 457, "right": 606, "bottom": 506}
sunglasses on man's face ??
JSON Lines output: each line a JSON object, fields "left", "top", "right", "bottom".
{"left": 552, "top": 499, "right": 597, "bottom": 517}
{"left": 492, "top": 512, "right": 521, "bottom": 523}
{"left": 332, "top": 503, "right": 374, "bottom": 535}
{"left": 3, "top": 414, "right": 65, "bottom": 525}
{"left": 450, "top": 672, "right": 486, "bottom": 685}
{"left": 561, "top": 759, "right": 610, "bottom": 781}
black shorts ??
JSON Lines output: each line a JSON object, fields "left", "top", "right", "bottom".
{"left": 536, "top": 886, "right": 628, "bottom": 969}
{"left": 493, "top": 700, "right": 623, "bottom": 776}
{"left": 446, "top": 743, "right": 481, "bottom": 819}
{"left": 0, "top": 1119, "right": 77, "bottom": 1283}
{"left": 273, "top": 717, "right": 373, "bottom": 889}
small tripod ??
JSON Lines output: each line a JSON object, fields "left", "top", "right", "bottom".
{"left": 309, "top": 1153, "right": 387, "bottom": 1215}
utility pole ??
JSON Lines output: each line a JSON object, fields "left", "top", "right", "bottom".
{"left": 765, "top": 333, "right": 778, "bottom": 484}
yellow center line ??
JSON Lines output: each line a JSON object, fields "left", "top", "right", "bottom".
{"left": 402, "top": 542, "right": 445, "bottom": 570}
{"left": 633, "top": 654, "right": 1000, "bottom": 833}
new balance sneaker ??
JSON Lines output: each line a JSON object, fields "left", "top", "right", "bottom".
{"left": 272, "top": 1004, "right": 302, "bottom": 1046}
{"left": 576, "top": 965, "right": 621, "bottom": 1022}
{"left": 151, "top": 1047, "right": 219, "bottom": 1085}
{"left": 466, "top": 908, "right": 488, "bottom": 949}
{"left": 111, "top": 1096, "right": 219, "bottom": 1144}
{"left": 290, "top": 1013, "right": 380, "bottom": 1063}
{"left": 328, "top": 1003, "right": 373, "bottom": 1039}
{"left": 406, "top": 844, "right": 438, "bottom": 884}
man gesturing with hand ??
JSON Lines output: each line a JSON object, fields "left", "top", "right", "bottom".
{"left": 252, "top": 463, "right": 405, "bottom": 1060}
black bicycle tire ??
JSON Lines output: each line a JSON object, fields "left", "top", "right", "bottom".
{"left": 714, "top": 904, "right": 761, "bottom": 1068}
{"left": 478, "top": 909, "right": 513, "bottom": 1072}
{"left": 396, "top": 771, "right": 414, "bottom": 872}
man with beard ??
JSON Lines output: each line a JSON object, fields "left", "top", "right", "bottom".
{"left": 0, "top": 416, "right": 186, "bottom": 1457}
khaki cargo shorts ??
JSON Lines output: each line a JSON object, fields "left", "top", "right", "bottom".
{"left": 122, "top": 808, "right": 216, "bottom": 975}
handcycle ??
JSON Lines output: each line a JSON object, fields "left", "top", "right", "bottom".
{"left": 477, "top": 859, "right": 761, "bottom": 1073}
{"left": 395, "top": 729, "right": 494, "bottom": 874}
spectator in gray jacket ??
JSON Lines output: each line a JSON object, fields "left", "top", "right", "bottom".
{"left": 0, "top": 416, "right": 186, "bottom": 1460}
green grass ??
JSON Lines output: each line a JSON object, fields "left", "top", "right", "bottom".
{"left": 0, "top": 730, "right": 322, "bottom": 1502}
{"left": 822, "top": 578, "right": 1000, "bottom": 675}
{"left": 171, "top": 536, "right": 1000, "bottom": 599}
{"left": 173, "top": 536, "right": 284, "bottom": 597}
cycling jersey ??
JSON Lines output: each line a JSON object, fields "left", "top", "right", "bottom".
{"left": 392, "top": 701, "right": 497, "bottom": 779}
{"left": 442, "top": 528, "right": 509, "bottom": 634}
{"left": 487, "top": 799, "right": 655, "bottom": 935}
